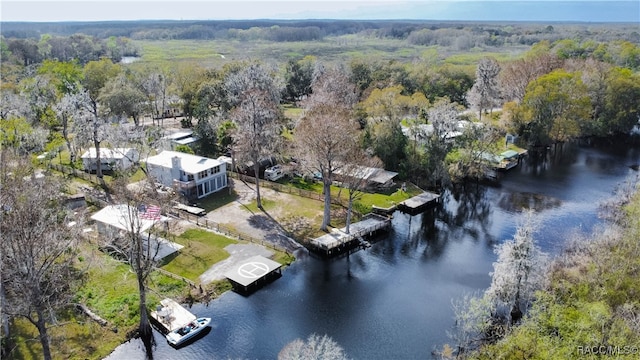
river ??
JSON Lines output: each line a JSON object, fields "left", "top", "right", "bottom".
{"left": 106, "top": 141, "right": 640, "bottom": 359}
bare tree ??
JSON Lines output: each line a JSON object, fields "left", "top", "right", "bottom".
{"left": 448, "top": 292, "right": 495, "bottom": 356}
{"left": 225, "top": 62, "right": 283, "bottom": 209}
{"left": 279, "top": 333, "right": 349, "bottom": 360}
{"left": 80, "top": 58, "right": 120, "bottom": 180}
{"left": 466, "top": 57, "right": 502, "bottom": 122}
{"left": 105, "top": 177, "right": 174, "bottom": 358}
{"left": 0, "top": 157, "right": 82, "bottom": 360}
{"left": 295, "top": 104, "right": 359, "bottom": 232}
{"left": 68, "top": 89, "right": 111, "bottom": 178}
{"left": 140, "top": 69, "right": 171, "bottom": 125}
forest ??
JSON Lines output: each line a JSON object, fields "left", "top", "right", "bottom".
{"left": 1, "top": 19, "right": 640, "bottom": 359}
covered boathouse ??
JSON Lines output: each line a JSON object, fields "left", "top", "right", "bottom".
{"left": 224, "top": 255, "right": 282, "bottom": 294}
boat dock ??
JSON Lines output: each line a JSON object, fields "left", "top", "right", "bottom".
{"left": 150, "top": 298, "right": 196, "bottom": 333}
{"left": 398, "top": 191, "right": 441, "bottom": 214}
{"left": 309, "top": 213, "right": 391, "bottom": 257}
{"left": 224, "top": 255, "right": 282, "bottom": 294}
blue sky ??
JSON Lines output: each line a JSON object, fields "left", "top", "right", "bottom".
{"left": 2, "top": 1, "right": 639, "bottom": 22}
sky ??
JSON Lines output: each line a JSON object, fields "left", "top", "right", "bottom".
{"left": 1, "top": 0, "right": 639, "bottom": 22}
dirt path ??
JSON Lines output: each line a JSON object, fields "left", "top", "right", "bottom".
{"left": 205, "top": 179, "right": 304, "bottom": 253}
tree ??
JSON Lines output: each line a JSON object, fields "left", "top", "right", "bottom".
{"left": 67, "top": 89, "right": 111, "bottom": 174}
{"left": 486, "top": 211, "right": 548, "bottom": 325}
{"left": 340, "top": 151, "right": 382, "bottom": 234}
{"left": 517, "top": 70, "right": 590, "bottom": 148}
{"left": 173, "top": 62, "right": 206, "bottom": 126}
{"left": 225, "top": 62, "right": 283, "bottom": 209}
{"left": 279, "top": 334, "right": 349, "bottom": 360}
{"left": 296, "top": 67, "right": 359, "bottom": 231}
{"left": 466, "top": 57, "right": 501, "bottom": 122}
{"left": 0, "top": 158, "right": 82, "bottom": 360}
{"left": 499, "top": 53, "right": 561, "bottom": 103}
{"left": 448, "top": 123, "right": 501, "bottom": 183}
{"left": 105, "top": 177, "right": 175, "bottom": 358}
{"left": 99, "top": 72, "right": 147, "bottom": 126}
{"left": 284, "top": 56, "right": 315, "bottom": 102}
{"left": 601, "top": 67, "right": 640, "bottom": 135}
{"left": 81, "top": 58, "right": 120, "bottom": 179}
{"left": 295, "top": 104, "right": 359, "bottom": 231}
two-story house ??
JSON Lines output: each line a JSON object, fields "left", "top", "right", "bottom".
{"left": 146, "top": 151, "right": 227, "bottom": 200}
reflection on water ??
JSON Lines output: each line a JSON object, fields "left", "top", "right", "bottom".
{"left": 107, "top": 142, "right": 640, "bottom": 360}
{"left": 497, "top": 191, "right": 563, "bottom": 213}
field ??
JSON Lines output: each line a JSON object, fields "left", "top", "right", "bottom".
{"left": 134, "top": 36, "right": 528, "bottom": 67}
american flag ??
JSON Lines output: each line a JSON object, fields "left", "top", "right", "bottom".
{"left": 139, "top": 204, "right": 161, "bottom": 220}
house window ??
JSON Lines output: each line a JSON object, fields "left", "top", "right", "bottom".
{"left": 198, "top": 170, "right": 208, "bottom": 179}
{"left": 187, "top": 174, "right": 194, "bottom": 181}
{"left": 213, "top": 166, "right": 220, "bottom": 174}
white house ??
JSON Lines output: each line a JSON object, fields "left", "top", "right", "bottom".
{"left": 90, "top": 204, "right": 182, "bottom": 261}
{"left": 145, "top": 151, "right": 227, "bottom": 200}
{"left": 82, "top": 147, "right": 139, "bottom": 173}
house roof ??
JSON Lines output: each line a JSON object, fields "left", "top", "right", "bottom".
{"left": 367, "top": 168, "right": 399, "bottom": 184}
{"left": 145, "top": 150, "right": 223, "bottom": 174}
{"left": 501, "top": 150, "right": 520, "bottom": 159}
{"left": 163, "top": 130, "right": 193, "bottom": 140}
{"left": 90, "top": 204, "right": 166, "bottom": 233}
{"left": 173, "top": 136, "right": 198, "bottom": 145}
{"left": 81, "top": 148, "right": 135, "bottom": 159}
{"left": 334, "top": 165, "right": 398, "bottom": 184}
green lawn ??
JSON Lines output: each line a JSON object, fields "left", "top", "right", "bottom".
{"left": 160, "top": 228, "right": 237, "bottom": 281}
{"left": 286, "top": 176, "right": 420, "bottom": 211}
{"left": 192, "top": 188, "right": 238, "bottom": 212}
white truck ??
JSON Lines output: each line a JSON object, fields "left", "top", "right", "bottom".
{"left": 264, "top": 165, "right": 285, "bottom": 181}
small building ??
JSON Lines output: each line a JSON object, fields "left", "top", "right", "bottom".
{"left": 90, "top": 204, "right": 182, "bottom": 261}
{"left": 146, "top": 151, "right": 227, "bottom": 200}
{"left": 333, "top": 165, "right": 398, "bottom": 190}
{"left": 159, "top": 130, "right": 199, "bottom": 151}
{"left": 81, "top": 147, "right": 139, "bottom": 173}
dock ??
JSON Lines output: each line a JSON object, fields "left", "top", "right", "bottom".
{"left": 398, "top": 191, "right": 441, "bottom": 214}
{"left": 224, "top": 255, "right": 282, "bottom": 294}
{"left": 309, "top": 213, "right": 391, "bottom": 257}
{"left": 150, "top": 298, "right": 196, "bottom": 332}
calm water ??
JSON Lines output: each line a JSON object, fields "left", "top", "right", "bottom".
{"left": 107, "top": 142, "right": 640, "bottom": 360}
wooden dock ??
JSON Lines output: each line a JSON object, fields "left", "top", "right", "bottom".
{"left": 398, "top": 191, "right": 441, "bottom": 214}
{"left": 150, "top": 298, "right": 196, "bottom": 332}
{"left": 309, "top": 213, "right": 391, "bottom": 257}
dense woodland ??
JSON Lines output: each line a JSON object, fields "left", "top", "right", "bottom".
{"left": 1, "top": 20, "right": 640, "bottom": 359}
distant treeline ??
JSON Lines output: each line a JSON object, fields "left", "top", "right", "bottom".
{"left": 3, "top": 19, "right": 639, "bottom": 45}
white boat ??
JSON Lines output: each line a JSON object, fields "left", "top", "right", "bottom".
{"left": 166, "top": 317, "right": 211, "bottom": 346}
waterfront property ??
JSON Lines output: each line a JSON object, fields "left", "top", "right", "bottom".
{"left": 81, "top": 147, "right": 139, "bottom": 173}
{"left": 309, "top": 213, "right": 392, "bottom": 257}
{"left": 90, "top": 204, "right": 183, "bottom": 261}
{"left": 224, "top": 255, "right": 282, "bottom": 294}
{"left": 146, "top": 151, "right": 227, "bottom": 200}
{"left": 398, "top": 191, "right": 441, "bottom": 214}
{"left": 151, "top": 298, "right": 197, "bottom": 333}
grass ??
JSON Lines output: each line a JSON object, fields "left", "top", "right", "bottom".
{"left": 242, "top": 197, "right": 277, "bottom": 213}
{"left": 134, "top": 36, "right": 530, "bottom": 68}
{"left": 283, "top": 104, "right": 304, "bottom": 121}
{"left": 286, "top": 176, "right": 419, "bottom": 210}
{"left": 192, "top": 187, "right": 238, "bottom": 212}
{"left": 160, "top": 228, "right": 237, "bottom": 281}
{"left": 3, "top": 241, "right": 190, "bottom": 360}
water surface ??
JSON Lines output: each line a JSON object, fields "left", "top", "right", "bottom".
{"left": 107, "top": 142, "right": 640, "bottom": 359}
